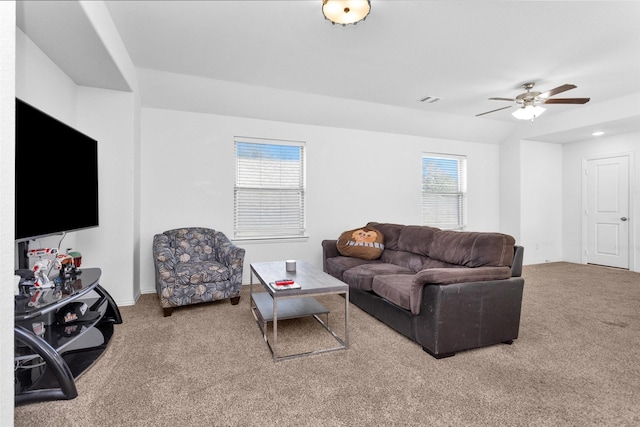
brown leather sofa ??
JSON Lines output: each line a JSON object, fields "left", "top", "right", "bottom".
{"left": 322, "top": 222, "right": 524, "bottom": 359}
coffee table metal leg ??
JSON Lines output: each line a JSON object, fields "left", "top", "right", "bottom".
{"left": 345, "top": 290, "right": 349, "bottom": 346}
{"left": 273, "top": 298, "right": 278, "bottom": 361}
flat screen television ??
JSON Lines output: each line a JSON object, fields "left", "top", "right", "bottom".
{"left": 15, "top": 98, "right": 99, "bottom": 243}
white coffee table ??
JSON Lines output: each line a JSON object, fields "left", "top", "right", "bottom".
{"left": 249, "top": 260, "right": 349, "bottom": 362}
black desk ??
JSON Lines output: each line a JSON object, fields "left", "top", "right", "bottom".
{"left": 14, "top": 268, "right": 122, "bottom": 405}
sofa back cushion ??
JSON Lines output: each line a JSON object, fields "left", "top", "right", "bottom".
{"left": 366, "top": 222, "right": 440, "bottom": 253}
{"left": 380, "top": 249, "right": 427, "bottom": 272}
{"left": 364, "top": 223, "right": 514, "bottom": 270}
{"left": 428, "top": 230, "right": 515, "bottom": 268}
{"left": 367, "top": 223, "right": 439, "bottom": 271}
{"left": 366, "top": 222, "right": 403, "bottom": 250}
{"left": 397, "top": 225, "right": 440, "bottom": 256}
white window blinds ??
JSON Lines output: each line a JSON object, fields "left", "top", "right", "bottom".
{"left": 234, "top": 138, "right": 306, "bottom": 239}
{"left": 422, "top": 153, "right": 467, "bottom": 230}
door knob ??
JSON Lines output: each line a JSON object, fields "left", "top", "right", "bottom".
{"left": 621, "top": 217, "right": 628, "bottom": 221}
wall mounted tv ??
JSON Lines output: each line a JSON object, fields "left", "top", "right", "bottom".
{"left": 15, "top": 98, "right": 99, "bottom": 242}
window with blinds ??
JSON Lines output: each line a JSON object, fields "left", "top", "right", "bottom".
{"left": 234, "top": 138, "right": 306, "bottom": 239}
{"left": 422, "top": 153, "right": 467, "bottom": 230}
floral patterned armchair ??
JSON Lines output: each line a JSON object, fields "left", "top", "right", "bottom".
{"left": 152, "top": 227, "right": 245, "bottom": 316}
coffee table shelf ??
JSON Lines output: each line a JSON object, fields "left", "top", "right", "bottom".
{"left": 251, "top": 293, "right": 329, "bottom": 322}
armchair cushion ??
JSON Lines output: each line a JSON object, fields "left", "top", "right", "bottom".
{"left": 173, "top": 230, "right": 218, "bottom": 262}
{"left": 175, "top": 261, "right": 230, "bottom": 285}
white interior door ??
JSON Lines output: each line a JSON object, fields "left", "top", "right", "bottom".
{"left": 586, "top": 155, "right": 630, "bottom": 269}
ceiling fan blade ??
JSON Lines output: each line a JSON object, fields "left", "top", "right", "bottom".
{"left": 542, "top": 97, "right": 590, "bottom": 104}
{"left": 476, "top": 105, "right": 513, "bottom": 117}
{"left": 538, "top": 84, "right": 577, "bottom": 99}
{"left": 488, "top": 97, "right": 515, "bottom": 102}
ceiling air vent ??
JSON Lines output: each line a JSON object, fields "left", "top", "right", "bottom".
{"left": 418, "top": 96, "right": 441, "bottom": 104}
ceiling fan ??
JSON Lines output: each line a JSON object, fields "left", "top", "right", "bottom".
{"left": 476, "top": 82, "right": 590, "bottom": 119}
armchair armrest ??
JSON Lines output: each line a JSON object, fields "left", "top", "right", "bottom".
{"left": 214, "top": 234, "right": 246, "bottom": 286}
{"left": 152, "top": 234, "right": 177, "bottom": 293}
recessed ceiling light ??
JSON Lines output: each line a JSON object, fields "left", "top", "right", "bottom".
{"left": 592, "top": 131, "right": 605, "bottom": 136}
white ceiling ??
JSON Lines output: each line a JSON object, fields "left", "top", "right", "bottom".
{"left": 16, "top": 1, "right": 640, "bottom": 143}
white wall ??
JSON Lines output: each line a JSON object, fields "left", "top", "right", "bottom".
{"left": 7, "top": 4, "right": 638, "bottom": 422}
{"left": 75, "top": 87, "right": 138, "bottom": 304}
{"left": 499, "top": 134, "right": 522, "bottom": 242}
{"left": 13, "top": 2, "right": 639, "bottom": 311}
{"left": 139, "top": 107, "right": 503, "bottom": 291}
{"left": 15, "top": 11, "right": 505, "bottom": 305}
{"left": 520, "top": 140, "right": 564, "bottom": 264}
{"left": 15, "top": 26, "right": 139, "bottom": 304}
{"left": 562, "top": 132, "right": 640, "bottom": 271}
{"left": 500, "top": 128, "right": 639, "bottom": 270}
{"left": 1, "top": 2, "right": 16, "bottom": 424}
{"left": 14, "top": 27, "right": 81, "bottom": 261}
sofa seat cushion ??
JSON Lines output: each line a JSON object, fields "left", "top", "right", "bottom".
{"left": 371, "top": 274, "right": 414, "bottom": 312}
{"left": 325, "top": 256, "right": 380, "bottom": 281}
{"left": 344, "top": 264, "right": 414, "bottom": 291}
{"left": 175, "top": 260, "right": 230, "bottom": 285}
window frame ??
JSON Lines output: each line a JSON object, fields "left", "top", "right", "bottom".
{"left": 234, "top": 136, "right": 307, "bottom": 241}
{"left": 421, "top": 152, "right": 467, "bottom": 230}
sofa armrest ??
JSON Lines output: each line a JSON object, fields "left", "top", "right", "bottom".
{"left": 410, "top": 266, "right": 512, "bottom": 315}
{"left": 321, "top": 239, "right": 340, "bottom": 272}
{"left": 414, "top": 276, "right": 525, "bottom": 354}
{"left": 511, "top": 245, "right": 524, "bottom": 277}
{"left": 413, "top": 266, "right": 512, "bottom": 286}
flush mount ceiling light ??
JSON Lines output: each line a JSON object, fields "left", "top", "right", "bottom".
{"left": 512, "top": 104, "right": 546, "bottom": 121}
{"left": 322, "top": 0, "right": 371, "bottom": 26}
{"left": 592, "top": 131, "right": 605, "bottom": 136}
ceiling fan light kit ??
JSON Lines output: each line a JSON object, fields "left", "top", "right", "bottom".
{"left": 477, "top": 82, "right": 590, "bottom": 120}
{"left": 512, "top": 105, "right": 546, "bottom": 121}
{"left": 322, "top": 0, "right": 371, "bottom": 26}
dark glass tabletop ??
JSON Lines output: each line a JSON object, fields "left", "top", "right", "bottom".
{"left": 15, "top": 268, "right": 101, "bottom": 321}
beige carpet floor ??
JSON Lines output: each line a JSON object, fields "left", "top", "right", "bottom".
{"left": 14, "top": 262, "right": 640, "bottom": 426}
